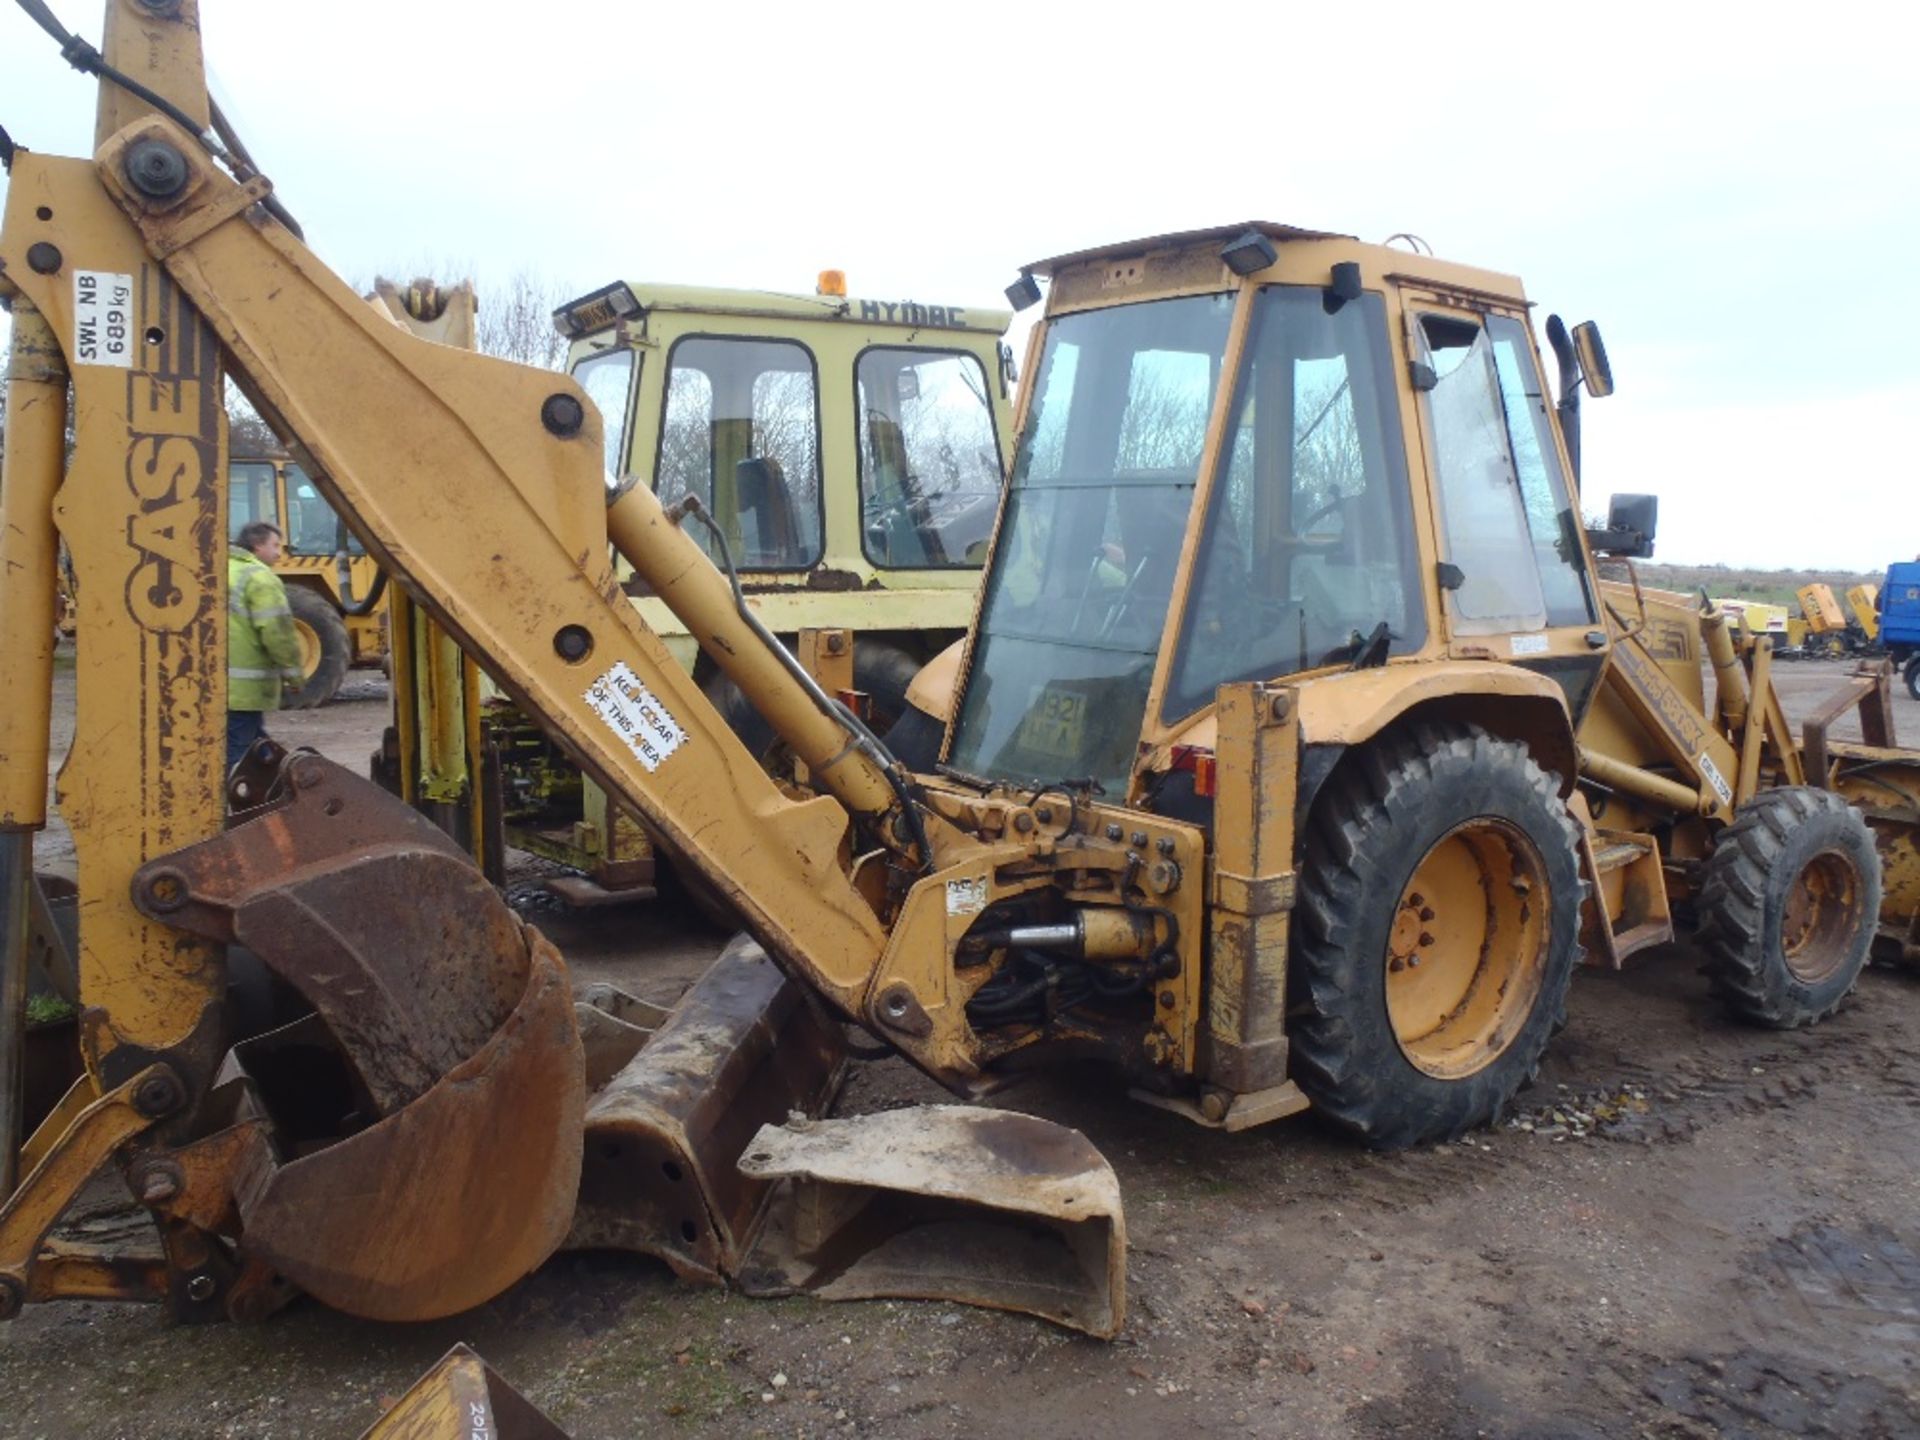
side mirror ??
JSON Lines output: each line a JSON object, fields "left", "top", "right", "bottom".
{"left": 1585, "top": 492, "right": 1657, "bottom": 559}
{"left": 1573, "top": 321, "right": 1614, "bottom": 398}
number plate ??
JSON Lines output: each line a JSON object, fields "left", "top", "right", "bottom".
{"left": 1016, "top": 683, "right": 1088, "bottom": 762}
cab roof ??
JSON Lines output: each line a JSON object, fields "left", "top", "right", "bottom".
{"left": 1026, "top": 222, "right": 1526, "bottom": 303}
{"left": 1026, "top": 222, "right": 1352, "bottom": 276}
{"left": 617, "top": 282, "right": 1012, "bottom": 336}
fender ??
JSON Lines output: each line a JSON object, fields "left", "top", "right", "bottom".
{"left": 1294, "top": 660, "right": 1579, "bottom": 796}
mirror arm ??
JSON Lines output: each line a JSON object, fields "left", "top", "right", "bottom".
{"left": 1545, "top": 314, "right": 1582, "bottom": 483}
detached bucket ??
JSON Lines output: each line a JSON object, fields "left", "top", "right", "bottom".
{"left": 569, "top": 942, "right": 1127, "bottom": 1337}
{"left": 736, "top": 1106, "right": 1126, "bottom": 1338}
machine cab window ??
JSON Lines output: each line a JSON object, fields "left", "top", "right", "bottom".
{"left": 1417, "top": 311, "right": 1594, "bottom": 635}
{"left": 1167, "top": 285, "right": 1423, "bottom": 717}
{"left": 284, "top": 465, "right": 364, "bottom": 556}
{"left": 948, "top": 293, "right": 1234, "bottom": 792}
{"left": 572, "top": 347, "right": 638, "bottom": 480}
{"left": 654, "top": 336, "right": 824, "bottom": 570}
{"left": 855, "top": 348, "right": 1003, "bottom": 568}
{"left": 229, "top": 460, "right": 280, "bottom": 538}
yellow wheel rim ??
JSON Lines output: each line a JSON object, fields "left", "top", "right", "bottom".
{"left": 1384, "top": 818, "right": 1550, "bottom": 1079}
{"left": 292, "top": 617, "right": 323, "bottom": 682}
{"left": 1781, "top": 849, "right": 1861, "bottom": 983}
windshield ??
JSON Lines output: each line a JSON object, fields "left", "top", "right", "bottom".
{"left": 856, "top": 348, "right": 1002, "bottom": 568}
{"left": 947, "top": 293, "right": 1234, "bottom": 791}
{"left": 1167, "top": 286, "right": 1423, "bottom": 715}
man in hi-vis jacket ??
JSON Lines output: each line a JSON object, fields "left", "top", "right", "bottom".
{"left": 227, "top": 521, "right": 305, "bottom": 771}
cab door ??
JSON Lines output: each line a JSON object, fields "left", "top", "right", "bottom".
{"left": 1402, "top": 295, "right": 1606, "bottom": 718}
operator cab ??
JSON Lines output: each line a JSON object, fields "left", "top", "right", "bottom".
{"left": 946, "top": 224, "right": 1608, "bottom": 798}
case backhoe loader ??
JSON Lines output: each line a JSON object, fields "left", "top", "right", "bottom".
{"left": 3, "top": 0, "right": 1918, "bottom": 1361}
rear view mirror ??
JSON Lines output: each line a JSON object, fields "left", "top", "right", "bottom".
{"left": 1586, "top": 493, "right": 1657, "bottom": 559}
{"left": 1573, "top": 321, "right": 1614, "bottom": 398}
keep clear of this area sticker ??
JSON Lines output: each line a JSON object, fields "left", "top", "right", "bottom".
{"left": 73, "top": 271, "right": 134, "bottom": 367}
{"left": 585, "top": 661, "right": 688, "bottom": 772}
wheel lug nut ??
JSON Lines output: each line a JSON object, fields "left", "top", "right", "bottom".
{"left": 1418, "top": 932, "right": 1435, "bottom": 947}
{"left": 1419, "top": 906, "right": 1435, "bottom": 922}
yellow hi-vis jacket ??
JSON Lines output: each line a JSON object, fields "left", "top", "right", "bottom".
{"left": 228, "top": 545, "right": 304, "bottom": 711}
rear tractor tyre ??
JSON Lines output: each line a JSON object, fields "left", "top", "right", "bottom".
{"left": 285, "top": 587, "right": 350, "bottom": 709}
{"left": 1904, "top": 654, "right": 1919, "bottom": 703}
{"left": 1290, "top": 724, "right": 1585, "bottom": 1150}
{"left": 1698, "top": 786, "right": 1878, "bottom": 1028}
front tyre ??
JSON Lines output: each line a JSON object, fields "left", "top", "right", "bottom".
{"left": 1698, "top": 786, "right": 1878, "bottom": 1028}
{"left": 286, "top": 587, "right": 350, "bottom": 709}
{"left": 1291, "top": 724, "right": 1584, "bottom": 1149}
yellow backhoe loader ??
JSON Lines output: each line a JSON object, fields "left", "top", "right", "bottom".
{"left": 3, "top": 0, "right": 1918, "bottom": 1386}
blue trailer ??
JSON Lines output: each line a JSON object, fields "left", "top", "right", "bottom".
{"left": 1884, "top": 561, "right": 1920, "bottom": 699}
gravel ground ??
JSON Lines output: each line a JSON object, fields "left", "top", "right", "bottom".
{"left": 6, "top": 655, "right": 1918, "bottom": 1439}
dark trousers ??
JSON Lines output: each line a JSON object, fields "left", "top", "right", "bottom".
{"left": 227, "top": 710, "right": 267, "bottom": 772}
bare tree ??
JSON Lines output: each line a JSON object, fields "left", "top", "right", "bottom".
{"left": 226, "top": 379, "right": 280, "bottom": 457}
{"left": 475, "top": 269, "right": 573, "bottom": 371}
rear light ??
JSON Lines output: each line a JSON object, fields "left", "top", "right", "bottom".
{"left": 1170, "top": 744, "right": 1216, "bottom": 799}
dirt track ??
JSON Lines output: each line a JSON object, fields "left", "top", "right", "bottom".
{"left": 5, "top": 658, "right": 1919, "bottom": 1439}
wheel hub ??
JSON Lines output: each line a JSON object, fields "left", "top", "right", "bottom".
{"left": 1780, "top": 849, "right": 1862, "bottom": 983}
{"left": 1384, "top": 819, "right": 1550, "bottom": 1080}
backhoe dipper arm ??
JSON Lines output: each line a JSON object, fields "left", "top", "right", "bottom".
{"left": 103, "top": 114, "right": 902, "bottom": 999}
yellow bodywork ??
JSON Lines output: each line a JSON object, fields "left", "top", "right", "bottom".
{"left": 1849, "top": 584, "right": 1881, "bottom": 642}
{"left": 1800, "top": 582, "right": 1848, "bottom": 633}
{"left": 4, "top": 3, "right": 1917, "bottom": 1342}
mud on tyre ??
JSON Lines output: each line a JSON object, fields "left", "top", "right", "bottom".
{"left": 1697, "top": 786, "right": 1879, "bottom": 1029}
{"left": 1290, "top": 723, "right": 1585, "bottom": 1150}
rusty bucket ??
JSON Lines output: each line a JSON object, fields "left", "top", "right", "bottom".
{"left": 133, "top": 751, "right": 584, "bottom": 1320}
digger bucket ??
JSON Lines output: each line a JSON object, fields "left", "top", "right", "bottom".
{"left": 736, "top": 1106, "right": 1127, "bottom": 1338}
{"left": 360, "top": 1344, "right": 569, "bottom": 1440}
{"left": 568, "top": 935, "right": 845, "bottom": 1280}
{"left": 131, "top": 751, "right": 584, "bottom": 1320}
{"left": 570, "top": 941, "right": 1127, "bottom": 1336}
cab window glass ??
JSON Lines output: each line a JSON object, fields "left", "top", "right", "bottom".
{"left": 656, "top": 337, "right": 823, "bottom": 569}
{"left": 1421, "top": 317, "right": 1545, "bottom": 632}
{"left": 1169, "top": 287, "right": 1422, "bottom": 716}
{"left": 572, "top": 348, "right": 637, "bottom": 478}
{"left": 281, "top": 465, "right": 363, "bottom": 555}
{"left": 948, "top": 293, "right": 1235, "bottom": 792}
{"left": 228, "top": 461, "right": 279, "bottom": 538}
{"left": 856, "top": 348, "right": 1003, "bottom": 568}
{"left": 1486, "top": 315, "right": 1594, "bottom": 627}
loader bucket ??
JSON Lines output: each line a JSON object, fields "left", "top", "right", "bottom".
{"left": 735, "top": 1106, "right": 1127, "bottom": 1338}
{"left": 360, "top": 1344, "right": 569, "bottom": 1440}
{"left": 132, "top": 751, "right": 584, "bottom": 1320}
{"left": 568, "top": 935, "right": 846, "bottom": 1280}
{"left": 569, "top": 943, "right": 1129, "bottom": 1336}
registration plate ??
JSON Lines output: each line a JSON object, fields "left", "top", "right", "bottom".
{"left": 1016, "top": 683, "right": 1088, "bottom": 762}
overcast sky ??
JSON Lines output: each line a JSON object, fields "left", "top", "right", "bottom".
{"left": 3, "top": 0, "right": 1914, "bottom": 569}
